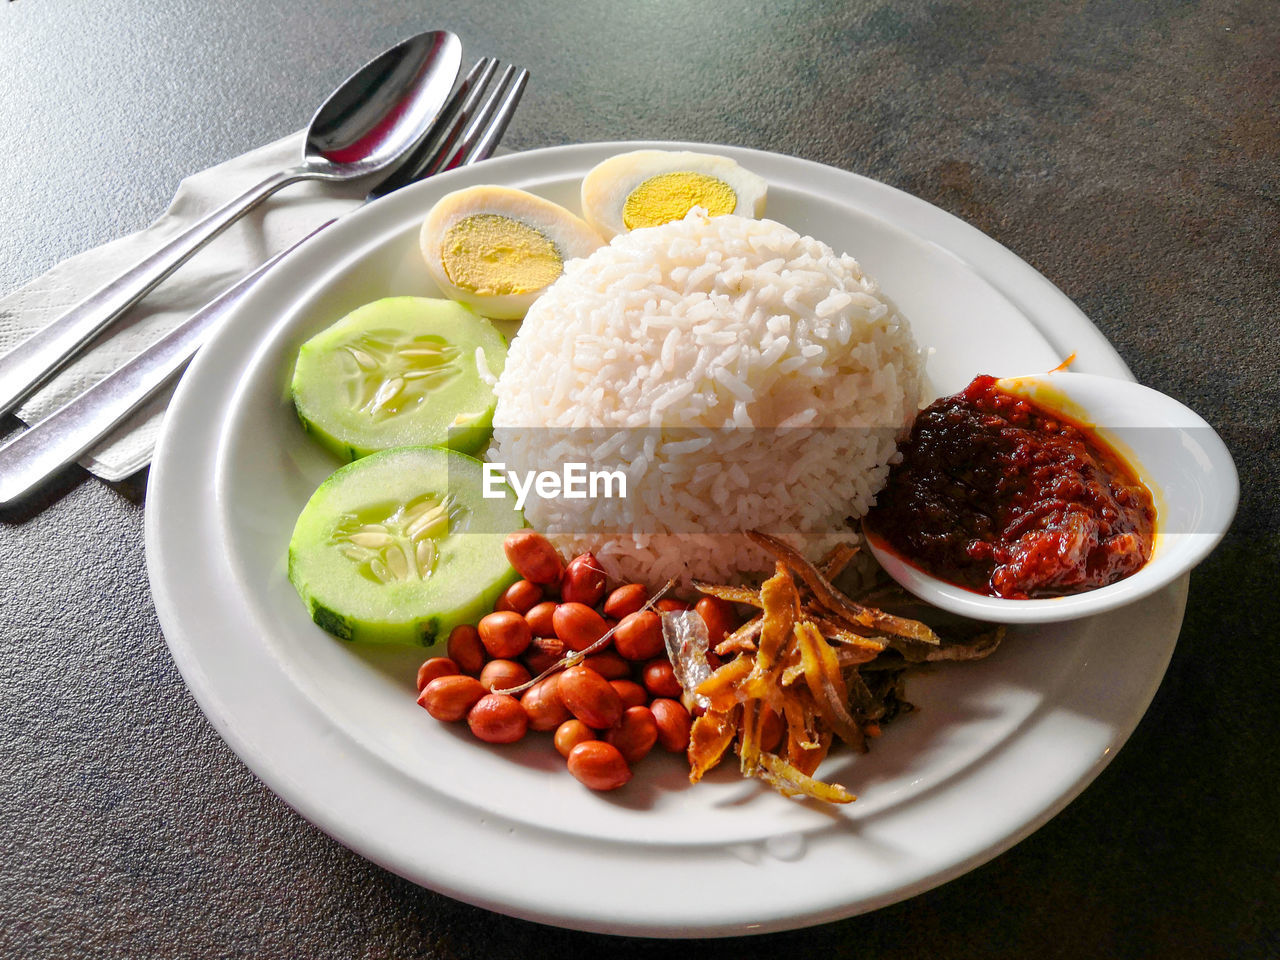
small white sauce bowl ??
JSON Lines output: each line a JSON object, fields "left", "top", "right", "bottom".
{"left": 865, "top": 371, "right": 1239, "bottom": 624}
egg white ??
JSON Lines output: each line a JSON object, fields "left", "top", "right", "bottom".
{"left": 420, "top": 185, "right": 603, "bottom": 319}
{"left": 580, "top": 150, "right": 768, "bottom": 239}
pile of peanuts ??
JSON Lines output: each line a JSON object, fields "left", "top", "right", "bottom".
{"left": 415, "top": 530, "right": 740, "bottom": 791}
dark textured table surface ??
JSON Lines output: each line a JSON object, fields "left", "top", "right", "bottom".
{"left": 2, "top": 2, "right": 1276, "bottom": 957}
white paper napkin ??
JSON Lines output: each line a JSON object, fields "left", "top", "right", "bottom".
{"left": 0, "top": 130, "right": 368, "bottom": 481}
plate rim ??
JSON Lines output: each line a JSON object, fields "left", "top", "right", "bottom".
{"left": 145, "top": 139, "right": 1181, "bottom": 936}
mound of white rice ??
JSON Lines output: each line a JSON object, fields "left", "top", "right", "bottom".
{"left": 489, "top": 209, "right": 923, "bottom": 585}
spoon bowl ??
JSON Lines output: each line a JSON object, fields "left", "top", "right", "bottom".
{"left": 865, "top": 371, "right": 1239, "bottom": 624}
{"left": 304, "top": 31, "right": 463, "bottom": 178}
{"left": 0, "top": 30, "right": 462, "bottom": 420}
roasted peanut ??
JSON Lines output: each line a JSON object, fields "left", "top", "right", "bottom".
{"left": 446, "top": 624, "right": 486, "bottom": 676}
{"left": 567, "top": 740, "right": 632, "bottom": 791}
{"left": 554, "top": 719, "right": 596, "bottom": 757}
{"left": 525, "top": 600, "right": 558, "bottom": 638}
{"left": 495, "top": 579, "right": 543, "bottom": 615}
{"left": 649, "top": 698, "right": 693, "bottom": 752}
{"left": 694, "top": 596, "right": 739, "bottom": 646}
{"left": 503, "top": 531, "right": 564, "bottom": 585}
{"left": 605, "top": 705, "right": 659, "bottom": 763}
{"left": 467, "top": 693, "right": 528, "bottom": 743}
{"left": 609, "top": 679, "right": 649, "bottom": 709}
{"left": 558, "top": 665, "right": 624, "bottom": 729}
{"left": 655, "top": 598, "right": 691, "bottom": 613}
{"left": 583, "top": 650, "right": 630, "bottom": 680}
{"left": 418, "top": 675, "right": 486, "bottom": 722}
{"left": 522, "top": 634, "right": 566, "bottom": 675}
{"left": 416, "top": 657, "right": 459, "bottom": 691}
{"left": 612, "top": 609, "right": 665, "bottom": 661}
{"left": 561, "top": 553, "right": 608, "bottom": 606}
{"left": 641, "top": 658, "right": 683, "bottom": 699}
{"left": 477, "top": 610, "right": 532, "bottom": 659}
{"left": 479, "top": 658, "right": 532, "bottom": 693}
{"left": 602, "top": 583, "right": 648, "bottom": 620}
{"left": 521, "top": 675, "right": 571, "bottom": 731}
{"left": 552, "top": 602, "right": 609, "bottom": 652}
{"left": 522, "top": 649, "right": 562, "bottom": 676}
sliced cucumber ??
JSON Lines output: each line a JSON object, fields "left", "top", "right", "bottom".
{"left": 291, "top": 296, "right": 506, "bottom": 461}
{"left": 288, "top": 446, "right": 521, "bottom": 646}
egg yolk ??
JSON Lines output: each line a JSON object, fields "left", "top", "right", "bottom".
{"left": 622, "top": 172, "right": 737, "bottom": 229}
{"left": 440, "top": 214, "right": 563, "bottom": 295}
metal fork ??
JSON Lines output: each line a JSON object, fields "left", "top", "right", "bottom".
{"left": 0, "top": 60, "right": 528, "bottom": 507}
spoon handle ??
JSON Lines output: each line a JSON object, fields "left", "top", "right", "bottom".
{"left": 0, "top": 165, "right": 308, "bottom": 420}
{"left": 0, "top": 221, "right": 334, "bottom": 507}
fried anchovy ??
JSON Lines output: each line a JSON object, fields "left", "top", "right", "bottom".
{"left": 692, "top": 581, "right": 763, "bottom": 606}
{"left": 746, "top": 531, "right": 940, "bottom": 645}
{"left": 756, "top": 751, "right": 855, "bottom": 804}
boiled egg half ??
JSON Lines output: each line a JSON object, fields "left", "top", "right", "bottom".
{"left": 420, "top": 185, "right": 604, "bottom": 319}
{"left": 580, "top": 149, "right": 768, "bottom": 239}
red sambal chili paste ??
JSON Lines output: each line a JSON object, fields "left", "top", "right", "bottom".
{"left": 865, "top": 375, "right": 1156, "bottom": 599}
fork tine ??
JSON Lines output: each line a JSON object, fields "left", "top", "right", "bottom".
{"left": 414, "top": 59, "right": 505, "bottom": 181}
{"left": 366, "top": 57, "right": 497, "bottom": 199}
{"left": 451, "top": 66, "right": 529, "bottom": 168}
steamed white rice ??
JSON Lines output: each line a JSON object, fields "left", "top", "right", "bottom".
{"left": 489, "top": 209, "right": 923, "bottom": 585}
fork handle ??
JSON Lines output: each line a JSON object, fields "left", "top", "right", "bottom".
{"left": 0, "top": 221, "right": 332, "bottom": 507}
{"left": 0, "top": 164, "right": 309, "bottom": 420}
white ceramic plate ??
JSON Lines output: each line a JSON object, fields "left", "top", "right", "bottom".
{"left": 145, "top": 141, "right": 1185, "bottom": 937}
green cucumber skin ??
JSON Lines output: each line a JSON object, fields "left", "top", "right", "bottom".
{"left": 293, "top": 412, "right": 365, "bottom": 464}
{"left": 287, "top": 446, "right": 522, "bottom": 648}
{"left": 303, "top": 570, "right": 517, "bottom": 647}
{"left": 310, "top": 601, "right": 355, "bottom": 642}
{"left": 290, "top": 297, "right": 506, "bottom": 462}
{"left": 292, "top": 396, "right": 497, "bottom": 462}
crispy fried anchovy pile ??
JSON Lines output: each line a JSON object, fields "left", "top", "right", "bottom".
{"left": 682, "top": 530, "right": 1005, "bottom": 804}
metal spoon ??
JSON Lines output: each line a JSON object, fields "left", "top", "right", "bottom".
{"left": 0, "top": 29, "right": 462, "bottom": 420}
{"left": 0, "top": 58, "right": 530, "bottom": 508}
